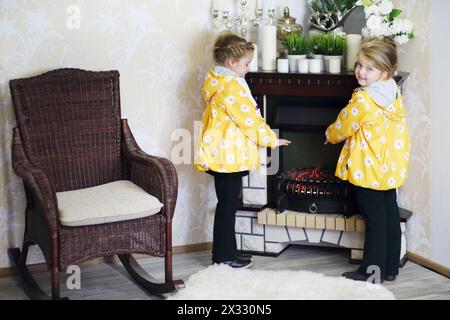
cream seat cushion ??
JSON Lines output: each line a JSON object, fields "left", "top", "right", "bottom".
{"left": 56, "top": 180, "right": 163, "bottom": 227}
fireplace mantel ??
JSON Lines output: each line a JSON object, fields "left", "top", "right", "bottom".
{"left": 246, "top": 70, "right": 409, "bottom": 98}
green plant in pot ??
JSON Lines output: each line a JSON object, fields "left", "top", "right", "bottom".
{"left": 283, "top": 32, "right": 311, "bottom": 72}
{"left": 284, "top": 32, "right": 310, "bottom": 56}
{"left": 311, "top": 32, "right": 345, "bottom": 55}
{"left": 323, "top": 32, "right": 346, "bottom": 56}
{"left": 310, "top": 32, "right": 327, "bottom": 72}
{"left": 324, "top": 32, "right": 346, "bottom": 73}
{"left": 312, "top": 32, "right": 346, "bottom": 73}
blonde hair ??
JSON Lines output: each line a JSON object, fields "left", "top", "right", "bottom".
{"left": 213, "top": 31, "right": 254, "bottom": 65}
{"left": 359, "top": 37, "right": 398, "bottom": 78}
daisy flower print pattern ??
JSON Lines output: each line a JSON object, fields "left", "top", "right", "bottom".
{"left": 388, "top": 177, "right": 396, "bottom": 187}
{"left": 240, "top": 104, "right": 251, "bottom": 113}
{"left": 224, "top": 96, "right": 236, "bottom": 105}
{"left": 262, "top": 135, "right": 271, "bottom": 144}
{"left": 197, "top": 71, "right": 278, "bottom": 173}
{"left": 401, "top": 168, "right": 407, "bottom": 179}
{"left": 359, "top": 140, "right": 368, "bottom": 151}
{"left": 203, "top": 135, "right": 213, "bottom": 145}
{"left": 244, "top": 118, "right": 254, "bottom": 127}
{"left": 365, "top": 156, "right": 374, "bottom": 167}
{"left": 220, "top": 140, "right": 229, "bottom": 149}
{"left": 353, "top": 171, "right": 364, "bottom": 181}
{"left": 239, "top": 90, "right": 247, "bottom": 98}
{"left": 394, "top": 139, "right": 405, "bottom": 150}
{"left": 325, "top": 88, "right": 410, "bottom": 189}
{"left": 404, "top": 153, "right": 410, "bottom": 162}
{"left": 226, "top": 154, "right": 235, "bottom": 164}
{"left": 391, "top": 162, "right": 397, "bottom": 172}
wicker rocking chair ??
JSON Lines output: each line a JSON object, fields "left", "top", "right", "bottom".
{"left": 8, "top": 68, "right": 184, "bottom": 299}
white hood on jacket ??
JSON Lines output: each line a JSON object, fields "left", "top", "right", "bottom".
{"left": 364, "top": 78, "right": 398, "bottom": 107}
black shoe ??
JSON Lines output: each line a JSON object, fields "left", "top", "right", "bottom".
{"left": 384, "top": 275, "right": 397, "bottom": 281}
{"left": 214, "top": 259, "right": 252, "bottom": 269}
{"left": 237, "top": 252, "right": 252, "bottom": 261}
{"left": 342, "top": 271, "right": 369, "bottom": 282}
{"left": 342, "top": 271, "right": 384, "bottom": 283}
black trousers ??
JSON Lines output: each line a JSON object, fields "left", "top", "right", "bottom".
{"left": 354, "top": 186, "right": 401, "bottom": 278}
{"left": 208, "top": 171, "right": 248, "bottom": 263}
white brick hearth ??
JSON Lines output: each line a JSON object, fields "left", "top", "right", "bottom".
{"left": 235, "top": 208, "right": 408, "bottom": 263}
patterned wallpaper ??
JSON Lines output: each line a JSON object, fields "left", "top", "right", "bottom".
{"left": 0, "top": 0, "right": 218, "bottom": 267}
{"left": 394, "top": 0, "right": 432, "bottom": 258}
{"left": 0, "top": 0, "right": 437, "bottom": 268}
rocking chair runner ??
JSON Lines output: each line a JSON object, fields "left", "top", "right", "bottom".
{"left": 8, "top": 68, "right": 184, "bottom": 299}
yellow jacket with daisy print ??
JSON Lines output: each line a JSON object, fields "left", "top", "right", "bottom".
{"left": 195, "top": 67, "right": 278, "bottom": 173}
{"left": 325, "top": 83, "right": 410, "bottom": 191}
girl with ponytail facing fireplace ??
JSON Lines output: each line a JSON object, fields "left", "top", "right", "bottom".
{"left": 195, "top": 31, "right": 291, "bottom": 269}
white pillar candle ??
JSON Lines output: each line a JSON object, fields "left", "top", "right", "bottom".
{"left": 277, "top": 58, "right": 289, "bottom": 73}
{"left": 345, "top": 34, "right": 362, "bottom": 71}
{"left": 256, "top": 26, "right": 263, "bottom": 69}
{"left": 261, "top": 25, "right": 277, "bottom": 71}
{"left": 256, "top": 0, "right": 263, "bottom": 9}
{"left": 329, "top": 58, "right": 342, "bottom": 74}
{"left": 298, "top": 59, "right": 309, "bottom": 73}
{"left": 248, "top": 44, "right": 258, "bottom": 72}
{"left": 309, "top": 59, "right": 321, "bottom": 74}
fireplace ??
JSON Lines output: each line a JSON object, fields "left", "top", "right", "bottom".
{"left": 265, "top": 90, "right": 357, "bottom": 216}
{"left": 244, "top": 71, "right": 409, "bottom": 215}
{"left": 277, "top": 167, "right": 351, "bottom": 214}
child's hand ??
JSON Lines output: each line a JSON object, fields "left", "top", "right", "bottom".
{"left": 277, "top": 139, "right": 292, "bottom": 147}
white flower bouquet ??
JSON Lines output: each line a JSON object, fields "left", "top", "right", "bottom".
{"left": 356, "top": 0, "right": 414, "bottom": 45}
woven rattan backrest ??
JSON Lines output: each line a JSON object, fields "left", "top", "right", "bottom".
{"left": 10, "top": 68, "right": 123, "bottom": 192}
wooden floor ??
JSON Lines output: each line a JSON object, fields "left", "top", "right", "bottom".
{"left": 1, "top": 245, "right": 449, "bottom": 300}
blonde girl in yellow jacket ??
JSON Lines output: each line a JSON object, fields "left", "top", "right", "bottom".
{"left": 326, "top": 37, "right": 410, "bottom": 283}
{"left": 196, "top": 31, "right": 290, "bottom": 268}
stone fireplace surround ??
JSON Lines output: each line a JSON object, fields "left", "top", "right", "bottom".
{"left": 237, "top": 70, "right": 412, "bottom": 265}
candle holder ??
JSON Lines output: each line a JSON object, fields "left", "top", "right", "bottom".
{"left": 212, "top": 0, "right": 274, "bottom": 37}
{"left": 266, "top": 9, "right": 275, "bottom": 25}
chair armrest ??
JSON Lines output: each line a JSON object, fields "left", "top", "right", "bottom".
{"left": 11, "top": 128, "right": 59, "bottom": 234}
{"left": 121, "top": 119, "right": 178, "bottom": 220}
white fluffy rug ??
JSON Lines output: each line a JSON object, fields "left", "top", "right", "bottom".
{"left": 167, "top": 264, "right": 395, "bottom": 300}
